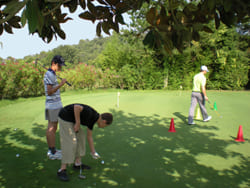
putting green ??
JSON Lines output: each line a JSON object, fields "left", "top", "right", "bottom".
{"left": 0, "top": 90, "right": 249, "bottom": 188}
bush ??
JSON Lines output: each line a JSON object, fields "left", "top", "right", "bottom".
{"left": 0, "top": 62, "right": 44, "bottom": 99}
{"left": 101, "top": 69, "right": 121, "bottom": 89}
{"left": 60, "top": 63, "right": 101, "bottom": 90}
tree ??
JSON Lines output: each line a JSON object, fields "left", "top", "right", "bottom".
{"left": 0, "top": 0, "right": 249, "bottom": 54}
{"left": 76, "top": 37, "right": 109, "bottom": 63}
{"left": 94, "top": 33, "right": 164, "bottom": 89}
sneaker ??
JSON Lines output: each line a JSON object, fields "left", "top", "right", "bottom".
{"left": 203, "top": 116, "right": 212, "bottom": 122}
{"left": 57, "top": 169, "right": 69, "bottom": 181}
{"left": 47, "top": 150, "right": 62, "bottom": 160}
{"left": 188, "top": 122, "right": 195, "bottom": 125}
{"left": 73, "top": 164, "right": 91, "bottom": 170}
{"left": 47, "top": 149, "right": 61, "bottom": 154}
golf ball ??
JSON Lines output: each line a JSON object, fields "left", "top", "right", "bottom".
{"left": 101, "top": 160, "right": 104, "bottom": 164}
{"left": 16, "top": 154, "right": 20, "bottom": 157}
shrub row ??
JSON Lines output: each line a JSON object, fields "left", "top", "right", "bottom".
{"left": 0, "top": 62, "right": 164, "bottom": 99}
{"left": 0, "top": 62, "right": 44, "bottom": 99}
{"left": 60, "top": 63, "right": 164, "bottom": 91}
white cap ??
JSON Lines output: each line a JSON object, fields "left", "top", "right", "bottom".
{"left": 201, "top": 65, "right": 209, "bottom": 72}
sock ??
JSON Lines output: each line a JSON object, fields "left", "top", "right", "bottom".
{"left": 75, "top": 162, "right": 81, "bottom": 166}
{"left": 58, "top": 169, "right": 65, "bottom": 172}
{"left": 49, "top": 147, "right": 56, "bottom": 154}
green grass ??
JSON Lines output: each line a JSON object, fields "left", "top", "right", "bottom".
{"left": 0, "top": 90, "right": 250, "bottom": 188}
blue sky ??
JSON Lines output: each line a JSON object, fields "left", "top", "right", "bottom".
{"left": 0, "top": 7, "right": 128, "bottom": 59}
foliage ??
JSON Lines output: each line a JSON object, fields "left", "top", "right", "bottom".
{"left": 200, "top": 24, "right": 249, "bottom": 90}
{"left": 95, "top": 33, "right": 164, "bottom": 89}
{"left": 20, "top": 37, "right": 110, "bottom": 69}
{"left": 0, "top": 62, "right": 44, "bottom": 99}
{"left": 60, "top": 63, "right": 101, "bottom": 91}
{"left": 101, "top": 68, "right": 121, "bottom": 89}
{"left": 76, "top": 37, "right": 110, "bottom": 64}
{"left": 0, "top": 0, "right": 249, "bottom": 54}
{"left": 162, "top": 23, "right": 249, "bottom": 90}
{"left": 0, "top": 22, "right": 249, "bottom": 99}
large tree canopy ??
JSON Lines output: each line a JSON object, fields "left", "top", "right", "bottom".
{"left": 0, "top": 0, "right": 249, "bottom": 53}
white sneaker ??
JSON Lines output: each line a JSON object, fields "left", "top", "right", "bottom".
{"left": 188, "top": 122, "right": 195, "bottom": 125}
{"left": 203, "top": 116, "right": 212, "bottom": 122}
{"left": 47, "top": 150, "right": 62, "bottom": 160}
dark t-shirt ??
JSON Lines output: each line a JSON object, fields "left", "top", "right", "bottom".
{"left": 58, "top": 104, "right": 99, "bottom": 130}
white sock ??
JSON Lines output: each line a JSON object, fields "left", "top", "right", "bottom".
{"left": 75, "top": 162, "right": 81, "bottom": 166}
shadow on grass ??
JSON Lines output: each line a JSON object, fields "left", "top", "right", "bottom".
{"left": 0, "top": 109, "right": 249, "bottom": 188}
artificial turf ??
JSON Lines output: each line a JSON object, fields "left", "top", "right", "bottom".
{"left": 0, "top": 90, "right": 249, "bottom": 188}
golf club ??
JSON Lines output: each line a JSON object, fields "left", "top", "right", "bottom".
{"left": 208, "top": 100, "right": 222, "bottom": 118}
{"left": 78, "top": 164, "right": 86, "bottom": 179}
{"left": 35, "top": 59, "right": 72, "bottom": 86}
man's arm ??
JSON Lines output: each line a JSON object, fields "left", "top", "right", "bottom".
{"left": 201, "top": 85, "right": 208, "bottom": 101}
{"left": 46, "top": 79, "right": 67, "bottom": 96}
{"left": 87, "top": 128, "right": 96, "bottom": 154}
{"left": 74, "top": 104, "right": 83, "bottom": 132}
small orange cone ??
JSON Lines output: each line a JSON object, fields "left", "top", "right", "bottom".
{"left": 168, "top": 118, "right": 176, "bottom": 132}
{"left": 235, "top": 125, "right": 245, "bottom": 142}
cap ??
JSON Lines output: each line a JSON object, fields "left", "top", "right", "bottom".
{"left": 52, "top": 55, "right": 66, "bottom": 66}
{"left": 201, "top": 65, "right": 209, "bottom": 72}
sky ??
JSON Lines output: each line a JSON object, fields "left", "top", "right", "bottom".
{"left": 0, "top": 7, "right": 120, "bottom": 59}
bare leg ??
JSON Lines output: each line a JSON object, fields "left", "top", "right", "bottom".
{"left": 46, "top": 121, "right": 58, "bottom": 148}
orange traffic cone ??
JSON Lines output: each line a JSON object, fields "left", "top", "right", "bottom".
{"left": 235, "top": 125, "right": 245, "bottom": 142}
{"left": 168, "top": 118, "right": 176, "bottom": 132}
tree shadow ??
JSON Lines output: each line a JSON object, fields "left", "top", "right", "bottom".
{"left": 92, "top": 109, "right": 250, "bottom": 187}
{"left": 0, "top": 110, "right": 249, "bottom": 188}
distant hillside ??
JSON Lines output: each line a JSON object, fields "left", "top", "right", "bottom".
{"left": 12, "top": 37, "right": 112, "bottom": 67}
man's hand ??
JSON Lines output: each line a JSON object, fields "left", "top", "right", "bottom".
{"left": 205, "top": 96, "right": 209, "bottom": 101}
{"left": 60, "top": 79, "right": 67, "bottom": 86}
{"left": 91, "top": 151, "right": 100, "bottom": 159}
{"left": 74, "top": 123, "right": 80, "bottom": 133}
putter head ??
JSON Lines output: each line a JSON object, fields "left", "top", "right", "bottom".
{"left": 78, "top": 174, "right": 86, "bottom": 179}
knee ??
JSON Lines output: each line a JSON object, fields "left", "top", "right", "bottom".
{"left": 47, "top": 122, "right": 58, "bottom": 132}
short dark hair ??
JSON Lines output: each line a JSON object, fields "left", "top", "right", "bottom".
{"left": 101, "top": 113, "right": 113, "bottom": 125}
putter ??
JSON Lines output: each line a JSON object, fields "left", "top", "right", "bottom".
{"left": 75, "top": 131, "right": 86, "bottom": 179}
{"left": 78, "top": 165, "right": 86, "bottom": 179}
{"left": 208, "top": 100, "right": 222, "bottom": 118}
{"left": 35, "top": 59, "right": 72, "bottom": 86}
